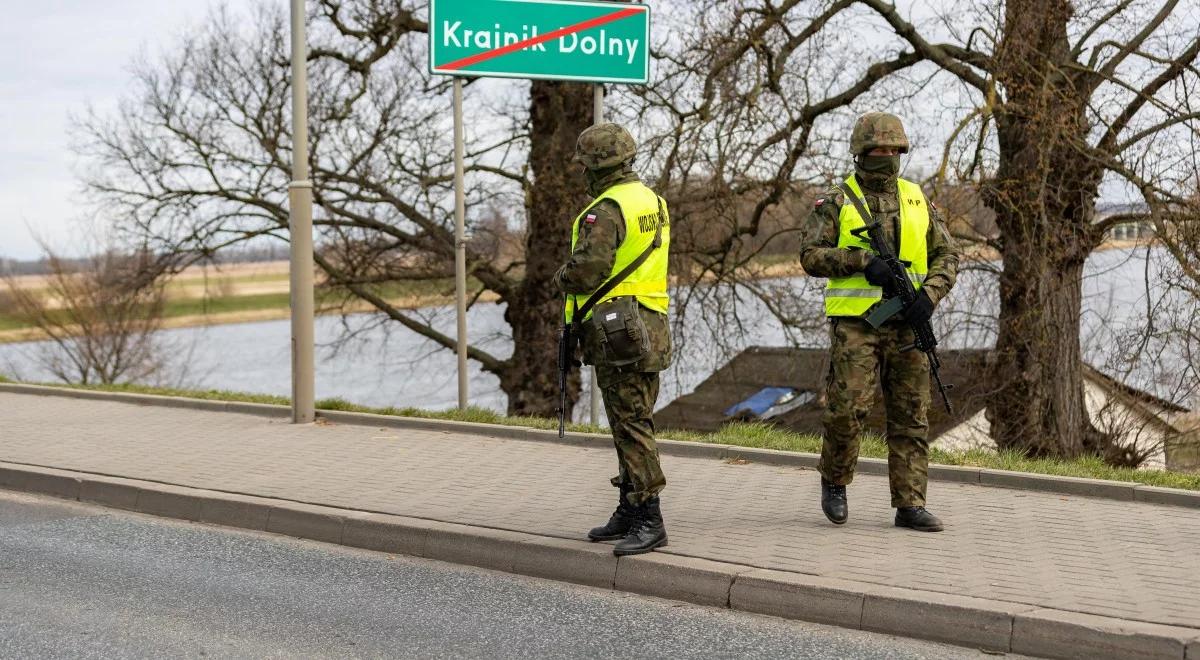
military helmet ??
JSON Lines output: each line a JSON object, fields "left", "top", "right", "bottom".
{"left": 574, "top": 122, "right": 637, "bottom": 170}
{"left": 850, "top": 112, "right": 910, "bottom": 154}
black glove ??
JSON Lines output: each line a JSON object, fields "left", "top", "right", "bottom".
{"left": 904, "top": 289, "right": 934, "bottom": 324}
{"left": 863, "top": 256, "right": 893, "bottom": 288}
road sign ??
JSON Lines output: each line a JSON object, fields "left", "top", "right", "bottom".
{"left": 429, "top": 0, "right": 650, "bottom": 84}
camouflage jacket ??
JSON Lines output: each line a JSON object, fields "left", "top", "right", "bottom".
{"left": 553, "top": 168, "right": 640, "bottom": 295}
{"left": 798, "top": 180, "right": 960, "bottom": 306}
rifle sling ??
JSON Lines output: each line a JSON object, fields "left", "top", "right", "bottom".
{"left": 836, "top": 181, "right": 874, "bottom": 226}
{"left": 573, "top": 197, "right": 665, "bottom": 326}
{"left": 836, "top": 181, "right": 905, "bottom": 327}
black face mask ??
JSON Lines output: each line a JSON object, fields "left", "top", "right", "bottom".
{"left": 855, "top": 154, "right": 901, "bottom": 192}
{"left": 585, "top": 162, "right": 634, "bottom": 196}
{"left": 585, "top": 167, "right": 607, "bottom": 196}
{"left": 857, "top": 154, "right": 901, "bottom": 177}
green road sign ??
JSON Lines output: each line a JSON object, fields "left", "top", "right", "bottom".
{"left": 429, "top": 0, "right": 650, "bottom": 84}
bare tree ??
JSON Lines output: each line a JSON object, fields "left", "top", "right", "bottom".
{"left": 2, "top": 246, "right": 170, "bottom": 385}
{"left": 77, "top": 0, "right": 1199, "bottom": 451}
{"left": 76, "top": 1, "right": 594, "bottom": 416}
{"left": 620, "top": 0, "right": 1200, "bottom": 460}
{"left": 1105, "top": 187, "right": 1200, "bottom": 463}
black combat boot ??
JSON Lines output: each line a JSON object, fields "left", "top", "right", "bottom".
{"left": 613, "top": 496, "right": 668, "bottom": 556}
{"left": 588, "top": 483, "right": 637, "bottom": 542}
{"left": 821, "top": 478, "right": 848, "bottom": 525}
{"left": 895, "top": 506, "right": 944, "bottom": 532}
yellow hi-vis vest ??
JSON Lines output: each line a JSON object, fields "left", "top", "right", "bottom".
{"left": 564, "top": 181, "right": 671, "bottom": 323}
{"left": 824, "top": 175, "right": 929, "bottom": 318}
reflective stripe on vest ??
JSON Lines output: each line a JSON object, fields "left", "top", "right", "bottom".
{"left": 824, "top": 175, "right": 929, "bottom": 318}
{"left": 565, "top": 181, "right": 671, "bottom": 323}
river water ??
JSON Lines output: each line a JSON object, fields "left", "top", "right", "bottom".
{"left": 0, "top": 247, "right": 1193, "bottom": 417}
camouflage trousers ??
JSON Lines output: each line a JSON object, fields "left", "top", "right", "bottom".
{"left": 596, "top": 365, "right": 666, "bottom": 505}
{"left": 818, "top": 317, "right": 931, "bottom": 507}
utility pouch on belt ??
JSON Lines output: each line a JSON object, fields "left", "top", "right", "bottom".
{"left": 591, "top": 295, "right": 651, "bottom": 369}
{"left": 572, "top": 197, "right": 666, "bottom": 370}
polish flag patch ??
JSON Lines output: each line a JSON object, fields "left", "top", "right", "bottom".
{"left": 584, "top": 213, "right": 597, "bottom": 224}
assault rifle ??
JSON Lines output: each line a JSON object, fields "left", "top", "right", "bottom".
{"left": 556, "top": 310, "right": 580, "bottom": 438}
{"left": 838, "top": 182, "right": 954, "bottom": 414}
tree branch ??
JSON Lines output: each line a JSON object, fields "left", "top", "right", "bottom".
{"left": 1114, "top": 111, "right": 1200, "bottom": 154}
{"left": 1093, "top": 0, "right": 1181, "bottom": 81}
{"left": 1071, "top": 0, "right": 1138, "bottom": 59}
{"left": 855, "top": 0, "right": 992, "bottom": 91}
{"left": 1095, "top": 34, "right": 1200, "bottom": 155}
{"left": 312, "top": 251, "right": 505, "bottom": 374}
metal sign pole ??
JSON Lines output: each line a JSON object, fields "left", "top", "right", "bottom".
{"left": 429, "top": 0, "right": 650, "bottom": 419}
{"left": 454, "top": 78, "right": 469, "bottom": 410}
{"left": 288, "top": 0, "right": 315, "bottom": 424}
{"left": 589, "top": 83, "right": 604, "bottom": 426}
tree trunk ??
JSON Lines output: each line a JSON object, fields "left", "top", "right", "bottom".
{"left": 498, "top": 81, "right": 594, "bottom": 417}
{"left": 983, "top": 0, "right": 1110, "bottom": 457}
{"left": 987, "top": 253, "right": 1105, "bottom": 456}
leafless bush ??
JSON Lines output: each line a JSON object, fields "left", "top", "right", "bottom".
{"left": 2, "top": 246, "right": 170, "bottom": 385}
{"left": 0, "top": 288, "right": 19, "bottom": 317}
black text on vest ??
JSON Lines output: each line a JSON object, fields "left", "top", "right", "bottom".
{"left": 637, "top": 213, "right": 659, "bottom": 233}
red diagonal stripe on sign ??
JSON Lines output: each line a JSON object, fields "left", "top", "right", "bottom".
{"left": 436, "top": 6, "right": 644, "bottom": 72}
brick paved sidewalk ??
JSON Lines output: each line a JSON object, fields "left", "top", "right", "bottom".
{"left": 2, "top": 391, "right": 1198, "bottom": 632}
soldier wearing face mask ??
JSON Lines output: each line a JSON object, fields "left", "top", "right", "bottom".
{"left": 554, "top": 122, "right": 673, "bottom": 556}
{"left": 799, "top": 112, "right": 961, "bottom": 532}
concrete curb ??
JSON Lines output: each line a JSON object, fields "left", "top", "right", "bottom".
{"left": 2, "top": 461, "right": 1198, "bottom": 659}
{"left": 2, "top": 382, "right": 1197, "bottom": 508}
{"left": 0, "top": 382, "right": 290, "bottom": 419}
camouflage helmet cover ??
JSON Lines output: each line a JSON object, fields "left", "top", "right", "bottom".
{"left": 850, "top": 112, "right": 910, "bottom": 154}
{"left": 574, "top": 122, "right": 637, "bottom": 169}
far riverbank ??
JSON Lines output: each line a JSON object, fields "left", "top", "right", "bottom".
{"left": 0, "top": 239, "right": 1156, "bottom": 344}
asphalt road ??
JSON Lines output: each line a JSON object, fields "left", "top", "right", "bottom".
{"left": 0, "top": 490, "right": 1024, "bottom": 659}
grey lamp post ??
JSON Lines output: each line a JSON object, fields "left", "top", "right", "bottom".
{"left": 289, "top": 0, "right": 315, "bottom": 423}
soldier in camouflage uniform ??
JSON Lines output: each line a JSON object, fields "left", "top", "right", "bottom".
{"left": 554, "top": 122, "right": 673, "bottom": 556}
{"left": 799, "top": 112, "right": 960, "bottom": 532}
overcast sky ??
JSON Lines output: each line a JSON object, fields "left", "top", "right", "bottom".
{"left": 0, "top": 0, "right": 256, "bottom": 260}
{"left": 0, "top": 0, "right": 946, "bottom": 263}
{"left": 1, "top": 1, "right": 1149, "bottom": 262}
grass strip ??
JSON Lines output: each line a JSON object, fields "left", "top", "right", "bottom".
{"left": 5, "top": 377, "right": 1199, "bottom": 491}
{"left": 163, "top": 292, "right": 295, "bottom": 318}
